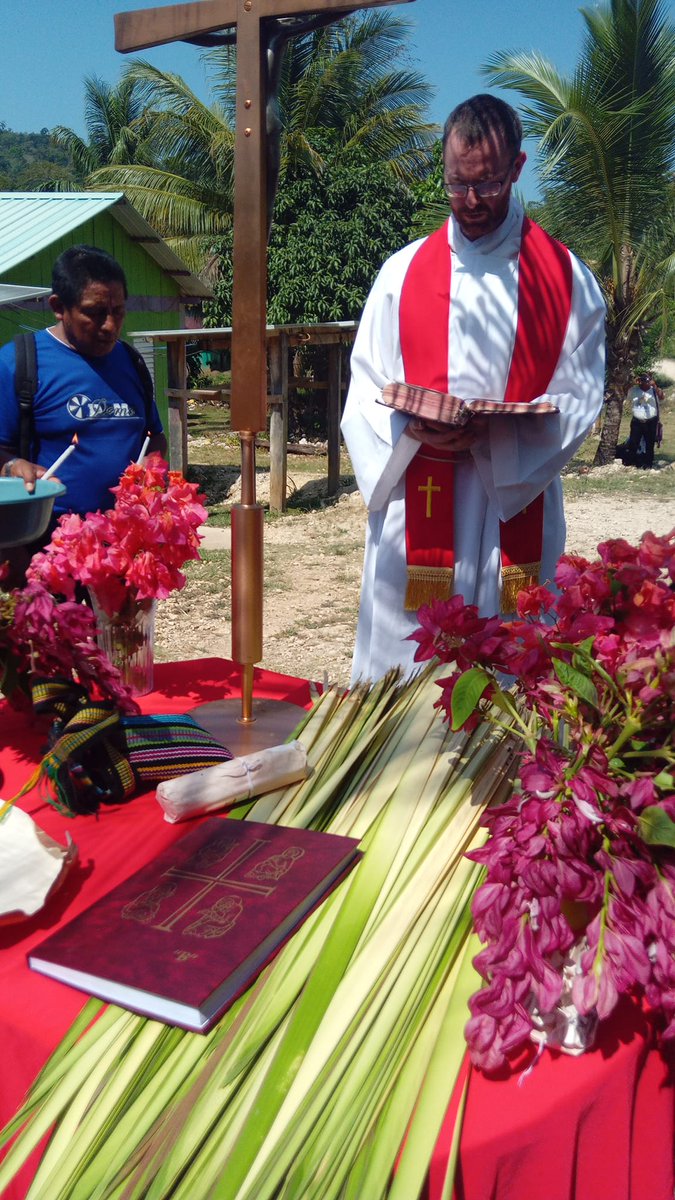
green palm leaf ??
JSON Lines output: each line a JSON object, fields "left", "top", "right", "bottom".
{"left": 482, "top": 0, "right": 675, "bottom": 464}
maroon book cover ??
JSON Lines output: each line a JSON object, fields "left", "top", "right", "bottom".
{"left": 380, "top": 381, "right": 559, "bottom": 425}
{"left": 28, "top": 818, "right": 361, "bottom": 1032}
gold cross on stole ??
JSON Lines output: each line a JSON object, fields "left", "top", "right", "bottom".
{"left": 418, "top": 475, "right": 441, "bottom": 519}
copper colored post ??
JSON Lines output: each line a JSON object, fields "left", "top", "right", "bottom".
{"left": 231, "top": 434, "right": 263, "bottom": 721}
{"left": 115, "top": 0, "right": 414, "bottom": 751}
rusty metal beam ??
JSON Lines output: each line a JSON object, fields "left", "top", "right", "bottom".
{"left": 115, "top": 0, "right": 412, "bottom": 53}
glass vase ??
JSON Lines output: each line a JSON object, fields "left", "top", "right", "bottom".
{"left": 89, "top": 591, "right": 157, "bottom": 696}
{"left": 529, "top": 902, "right": 598, "bottom": 1057}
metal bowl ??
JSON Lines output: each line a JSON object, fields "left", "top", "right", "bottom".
{"left": 0, "top": 478, "right": 66, "bottom": 548}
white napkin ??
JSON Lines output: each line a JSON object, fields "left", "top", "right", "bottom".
{"left": 156, "top": 741, "right": 308, "bottom": 823}
{"left": 0, "top": 806, "right": 77, "bottom": 922}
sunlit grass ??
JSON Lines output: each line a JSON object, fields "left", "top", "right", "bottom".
{"left": 186, "top": 384, "right": 675, "bottom": 513}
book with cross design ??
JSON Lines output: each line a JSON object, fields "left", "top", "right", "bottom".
{"left": 380, "top": 381, "right": 559, "bottom": 425}
{"left": 28, "top": 818, "right": 360, "bottom": 1032}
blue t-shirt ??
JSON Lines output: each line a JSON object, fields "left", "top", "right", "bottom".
{"left": 0, "top": 329, "right": 163, "bottom": 516}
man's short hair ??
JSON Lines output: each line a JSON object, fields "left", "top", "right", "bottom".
{"left": 443, "top": 94, "right": 523, "bottom": 158}
{"left": 51, "top": 245, "right": 128, "bottom": 308}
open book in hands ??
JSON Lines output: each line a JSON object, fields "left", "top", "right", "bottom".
{"left": 380, "top": 381, "right": 559, "bottom": 426}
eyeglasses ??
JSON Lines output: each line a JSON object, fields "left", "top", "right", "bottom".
{"left": 443, "top": 161, "right": 516, "bottom": 200}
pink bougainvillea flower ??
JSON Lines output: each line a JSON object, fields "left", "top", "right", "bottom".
{"left": 28, "top": 456, "right": 206, "bottom": 616}
{"left": 4, "top": 456, "right": 206, "bottom": 709}
{"left": 5, "top": 582, "right": 138, "bottom": 712}
{"left": 517, "top": 584, "right": 556, "bottom": 619}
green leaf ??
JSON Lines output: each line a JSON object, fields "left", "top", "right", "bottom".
{"left": 639, "top": 806, "right": 675, "bottom": 849}
{"left": 576, "top": 636, "right": 596, "bottom": 656}
{"left": 552, "top": 658, "right": 599, "bottom": 708}
{"left": 654, "top": 771, "right": 675, "bottom": 790}
{"left": 489, "top": 689, "right": 520, "bottom": 720}
{"left": 0, "top": 669, "right": 517, "bottom": 1200}
{"left": 450, "top": 668, "right": 491, "bottom": 730}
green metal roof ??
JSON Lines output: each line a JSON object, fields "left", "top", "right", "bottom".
{"left": 0, "top": 192, "right": 212, "bottom": 300}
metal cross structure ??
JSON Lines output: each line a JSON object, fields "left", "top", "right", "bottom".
{"left": 115, "top": 0, "right": 414, "bottom": 748}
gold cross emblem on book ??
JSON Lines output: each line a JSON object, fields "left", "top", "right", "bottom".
{"left": 123, "top": 837, "right": 276, "bottom": 932}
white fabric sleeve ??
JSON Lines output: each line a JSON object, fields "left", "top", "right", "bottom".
{"left": 341, "top": 244, "right": 423, "bottom": 512}
{"left": 470, "top": 255, "right": 606, "bottom": 522}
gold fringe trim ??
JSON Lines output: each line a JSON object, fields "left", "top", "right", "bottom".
{"left": 500, "top": 562, "right": 540, "bottom": 614}
{"left": 404, "top": 565, "right": 454, "bottom": 611}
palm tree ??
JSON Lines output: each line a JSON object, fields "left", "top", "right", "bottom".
{"left": 208, "top": 8, "right": 438, "bottom": 184}
{"left": 38, "top": 75, "right": 152, "bottom": 190}
{"left": 483, "top": 0, "right": 675, "bottom": 464}
{"left": 89, "top": 65, "right": 236, "bottom": 272}
{"left": 90, "top": 9, "right": 436, "bottom": 272}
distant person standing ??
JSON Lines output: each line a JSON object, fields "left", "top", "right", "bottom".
{"left": 624, "top": 372, "right": 660, "bottom": 469}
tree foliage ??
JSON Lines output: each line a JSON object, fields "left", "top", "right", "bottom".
{"left": 204, "top": 157, "right": 416, "bottom": 328}
{"left": 203, "top": 9, "right": 437, "bottom": 186}
{"left": 88, "top": 62, "right": 235, "bottom": 271}
{"left": 203, "top": 157, "right": 417, "bottom": 438}
{"left": 87, "top": 10, "right": 436, "bottom": 272}
{"left": 269, "top": 160, "right": 416, "bottom": 324}
{"left": 0, "top": 129, "right": 70, "bottom": 190}
{"left": 483, "top": 0, "right": 675, "bottom": 464}
{"left": 50, "top": 76, "right": 153, "bottom": 184}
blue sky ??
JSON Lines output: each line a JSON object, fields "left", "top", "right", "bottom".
{"left": 1, "top": 0, "right": 674, "bottom": 200}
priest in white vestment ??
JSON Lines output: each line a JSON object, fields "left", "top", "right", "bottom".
{"left": 342, "top": 94, "right": 606, "bottom": 684}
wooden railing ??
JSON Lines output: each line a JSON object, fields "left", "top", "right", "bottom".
{"left": 132, "top": 322, "right": 358, "bottom": 512}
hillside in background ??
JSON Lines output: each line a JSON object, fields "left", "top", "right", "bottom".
{"left": 0, "top": 126, "right": 71, "bottom": 190}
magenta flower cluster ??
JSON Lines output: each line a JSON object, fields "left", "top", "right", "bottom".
{"left": 411, "top": 531, "right": 675, "bottom": 1072}
{"left": 1, "top": 579, "right": 138, "bottom": 713}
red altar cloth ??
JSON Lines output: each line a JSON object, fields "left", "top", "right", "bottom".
{"left": 434, "top": 999, "right": 673, "bottom": 1200}
{"left": 1, "top": 659, "right": 673, "bottom": 1200}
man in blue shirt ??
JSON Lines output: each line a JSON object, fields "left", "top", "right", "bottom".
{"left": 0, "top": 245, "right": 166, "bottom": 517}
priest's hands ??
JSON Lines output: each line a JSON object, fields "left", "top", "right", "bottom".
{"left": 404, "top": 415, "right": 487, "bottom": 452}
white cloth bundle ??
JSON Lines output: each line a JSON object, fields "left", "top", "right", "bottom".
{"left": 156, "top": 741, "right": 308, "bottom": 823}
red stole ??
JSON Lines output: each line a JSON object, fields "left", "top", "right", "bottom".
{"left": 399, "top": 216, "right": 573, "bottom": 612}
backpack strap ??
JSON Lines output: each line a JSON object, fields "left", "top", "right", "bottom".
{"left": 122, "top": 340, "right": 154, "bottom": 433}
{"left": 14, "top": 332, "right": 37, "bottom": 461}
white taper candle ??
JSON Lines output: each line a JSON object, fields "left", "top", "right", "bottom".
{"left": 41, "top": 439, "right": 77, "bottom": 481}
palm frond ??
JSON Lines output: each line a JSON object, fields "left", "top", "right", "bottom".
{"left": 484, "top": 0, "right": 675, "bottom": 458}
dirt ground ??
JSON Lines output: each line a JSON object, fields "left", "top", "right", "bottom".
{"left": 155, "top": 460, "right": 675, "bottom": 689}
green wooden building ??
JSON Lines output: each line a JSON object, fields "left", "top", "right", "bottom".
{"left": 0, "top": 192, "right": 212, "bottom": 435}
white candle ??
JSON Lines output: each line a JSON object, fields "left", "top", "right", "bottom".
{"left": 136, "top": 434, "right": 151, "bottom": 464}
{"left": 42, "top": 440, "right": 77, "bottom": 481}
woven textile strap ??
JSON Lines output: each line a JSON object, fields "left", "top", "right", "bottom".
{"left": 8, "top": 678, "right": 232, "bottom": 816}
{"left": 121, "top": 714, "right": 233, "bottom": 783}
{"left": 11, "top": 678, "right": 135, "bottom": 815}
